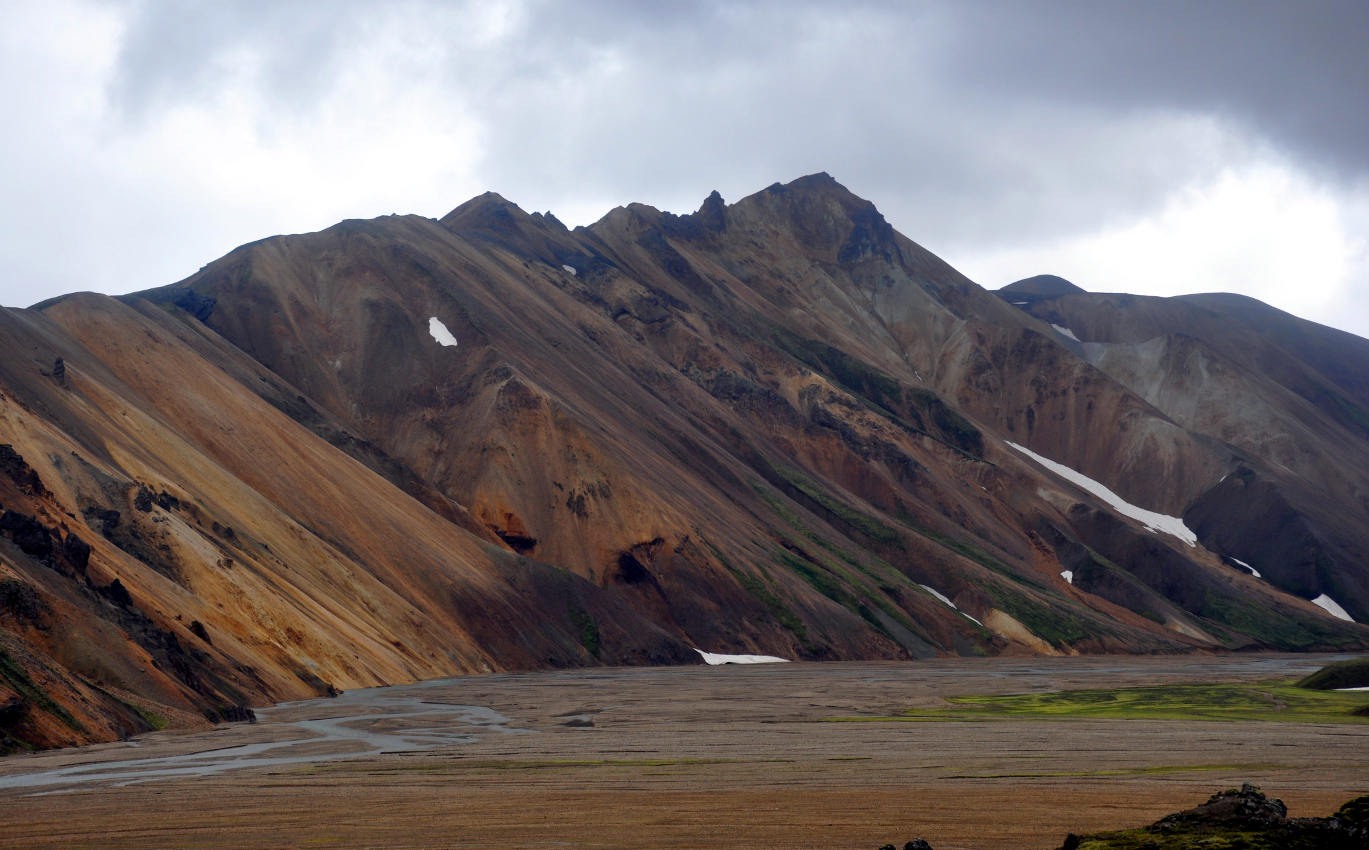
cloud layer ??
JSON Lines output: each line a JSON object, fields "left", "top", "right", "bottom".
{"left": 4, "top": 0, "right": 1367, "bottom": 336}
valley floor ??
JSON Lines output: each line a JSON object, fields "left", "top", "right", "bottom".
{"left": 0, "top": 654, "right": 1364, "bottom": 850}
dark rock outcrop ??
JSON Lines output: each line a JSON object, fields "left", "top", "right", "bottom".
{"left": 0, "top": 510, "right": 53, "bottom": 558}
{"left": 1060, "top": 784, "right": 1369, "bottom": 849}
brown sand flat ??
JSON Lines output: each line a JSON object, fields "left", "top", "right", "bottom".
{"left": 1, "top": 654, "right": 1364, "bottom": 849}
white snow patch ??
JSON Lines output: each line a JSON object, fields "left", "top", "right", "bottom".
{"left": 1060, "top": 570, "right": 1073, "bottom": 584}
{"left": 1006, "top": 441, "right": 1198, "bottom": 547}
{"left": 693, "top": 649, "right": 789, "bottom": 665}
{"left": 1335, "top": 686, "right": 1369, "bottom": 692}
{"left": 1311, "top": 593, "right": 1355, "bottom": 622}
{"left": 918, "top": 584, "right": 983, "bottom": 626}
{"left": 1012, "top": 301, "right": 1029, "bottom": 305}
{"left": 1050, "top": 323, "right": 1081, "bottom": 342}
{"left": 427, "top": 317, "right": 458, "bottom": 347}
{"left": 562, "top": 264, "right": 577, "bottom": 276}
{"left": 1230, "top": 557, "right": 1261, "bottom": 578}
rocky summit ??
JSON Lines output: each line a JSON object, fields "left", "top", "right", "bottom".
{"left": 2, "top": 173, "right": 1368, "bottom": 751}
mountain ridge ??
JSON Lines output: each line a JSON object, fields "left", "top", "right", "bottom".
{"left": 2, "top": 173, "right": 1366, "bottom": 753}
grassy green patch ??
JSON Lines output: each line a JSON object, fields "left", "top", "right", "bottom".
{"left": 985, "top": 585, "right": 1094, "bottom": 646}
{"left": 769, "top": 463, "right": 903, "bottom": 547}
{"left": 722, "top": 560, "right": 813, "bottom": 650}
{"left": 1200, "top": 591, "right": 1362, "bottom": 650}
{"left": 0, "top": 647, "right": 85, "bottom": 736}
{"left": 132, "top": 706, "right": 170, "bottom": 731}
{"left": 567, "top": 605, "right": 600, "bottom": 658}
{"left": 830, "top": 681, "right": 1369, "bottom": 724}
{"left": 1296, "top": 656, "right": 1369, "bottom": 690}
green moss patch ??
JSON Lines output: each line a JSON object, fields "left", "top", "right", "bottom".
{"left": 1296, "top": 656, "right": 1369, "bottom": 690}
{"left": 0, "top": 647, "right": 86, "bottom": 743}
{"left": 831, "top": 681, "right": 1369, "bottom": 724}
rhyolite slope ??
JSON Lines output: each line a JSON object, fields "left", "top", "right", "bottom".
{"left": 1, "top": 174, "right": 1366, "bottom": 751}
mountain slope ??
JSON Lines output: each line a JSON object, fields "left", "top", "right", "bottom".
{"left": 2, "top": 174, "right": 1365, "bottom": 753}
{"left": 998, "top": 279, "right": 1369, "bottom": 622}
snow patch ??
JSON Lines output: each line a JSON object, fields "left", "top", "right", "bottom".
{"left": 562, "top": 264, "right": 577, "bottom": 276}
{"left": 1310, "top": 593, "right": 1355, "bottom": 622}
{"left": 1335, "top": 686, "right": 1369, "bottom": 692}
{"left": 1230, "top": 557, "right": 1261, "bottom": 578}
{"left": 1060, "top": 570, "right": 1073, "bottom": 584}
{"left": 693, "top": 649, "right": 789, "bottom": 665}
{"left": 918, "top": 584, "right": 983, "bottom": 626}
{"left": 427, "top": 317, "right": 458, "bottom": 347}
{"left": 1050, "top": 323, "right": 1081, "bottom": 342}
{"left": 1006, "top": 441, "right": 1197, "bottom": 547}
{"left": 1012, "top": 301, "right": 1029, "bottom": 305}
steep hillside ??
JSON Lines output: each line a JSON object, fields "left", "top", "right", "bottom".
{"left": 999, "top": 279, "right": 1369, "bottom": 622}
{"left": 2, "top": 174, "right": 1365, "bottom": 753}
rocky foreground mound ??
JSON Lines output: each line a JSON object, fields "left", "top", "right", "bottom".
{"left": 869, "top": 785, "right": 1367, "bottom": 849}
{"left": 1056, "top": 784, "right": 1368, "bottom": 850}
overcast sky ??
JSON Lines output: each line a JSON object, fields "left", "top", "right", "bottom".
{"left": 4, "top": 0, "right": 1368, "bottom": 337}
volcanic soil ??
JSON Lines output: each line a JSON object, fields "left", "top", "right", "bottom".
{"left": 1, "top": 654, "right": 1364, "bottom": 850}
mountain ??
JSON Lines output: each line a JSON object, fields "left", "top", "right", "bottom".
{"left": 2, "top": 174, "right": 1366, "bottom": 752}
{"left": 997, "top": 277, "right": 1369, "bottom": 628}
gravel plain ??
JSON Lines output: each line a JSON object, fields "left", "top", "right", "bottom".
{"left": 1, "top": 653, "right": 1365, "bottom": 850}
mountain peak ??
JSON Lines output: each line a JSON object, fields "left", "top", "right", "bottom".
{"left": 439, "top": 191, "right": 532, "bottom": 232}
{"left": 758, "top": 171, "right": 854, "bottom": 201}
{"left": 1000, "top": 274, "right": 1086, "bottom": 297}
{"left": 695, "top": 190, "right": 726, "bottom": 233}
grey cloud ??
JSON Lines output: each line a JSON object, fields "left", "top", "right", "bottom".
{"left": 949, "top": 0, "right": 1369, "bottom": 180}
{"left": 109, "top": 0, "right": 403, "bottom": 121}
{"left": 6, "top": 0, "right": 1366, "bottom": 334}
{"left": 456, "top": 1, "right": 1235, "bottom": 248}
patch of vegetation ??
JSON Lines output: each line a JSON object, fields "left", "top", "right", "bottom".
{"left": 744, "top": 481, "right": 939, "bottom": 648}
{"left": 776, "top": 549, "right": 853, "bottom": 609}
{"left": 1302, "top": 381, "right": 1369, "bottom": 438}
{"left": 721, "top": 560, "right": 813, "bottom": 651}
{"left": 771, "top": 326, "right": 904, "bottom": 417}
{"left": 567, "top": 605, "right": 600, "bottom": 658}
{"left": 1200, "top": 591, "right": 1363, "bottom": 650}
{"left": 773, "top": 547, "right": 933, "bottom": 649}
{"left": 751, "top": 481, "right": 818, "bottom": 538}
{"left": 769, "top": 326, "right": 987, "bottom": 459}
{"left": 768, "top": 462, "right": 903, "bottom": 547}
{"left": 985, "top": 584, "right": 1094, "bottom": 646}
{"left": 891, "top": 504, "right": 1034, "bottom": 587}
{"left": 1296, "top": 656, "right": 1369, "bottom": 690}
{"left": 907, "top": 388, "right": 984, "bottom": 456}
{"left": 0, "top": 647, "right": 85, "bottom": 736}
{"left": 132, "top": 705, "right": 170, "bottom": 731}
{"left": 836, "top": 681, "right": 1369, "bottom": 724}
{"left": 752, "top": 480, "right": 899, "bottom": 581}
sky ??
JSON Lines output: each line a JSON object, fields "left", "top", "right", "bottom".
{"left": 4, "top": 0, "right": 1368, "bottom": 338}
